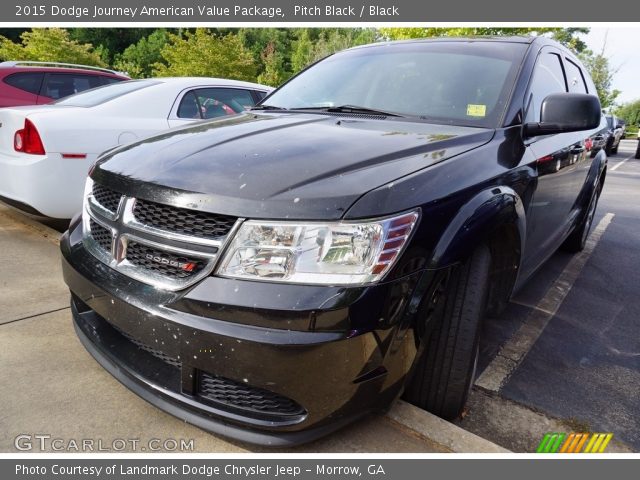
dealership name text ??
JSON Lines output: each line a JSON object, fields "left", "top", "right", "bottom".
{"left": 16, "top": 464, "right": 385, "bottom": 477}
{"left": 15, "top": 4, "right": 399, "bottom": 19}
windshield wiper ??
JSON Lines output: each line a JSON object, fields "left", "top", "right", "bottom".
{"left": 251, "top": 104, "right": 288, "bottom": 111}
{"left": 290, "top": 105, "right": 406, "bottom": 117}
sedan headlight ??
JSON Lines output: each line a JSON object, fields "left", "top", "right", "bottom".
{"left": 217, "top": 210, "right": 419, "bottom": 285}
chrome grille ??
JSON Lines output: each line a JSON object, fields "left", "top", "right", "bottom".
{"left": 89, "top": 219, "right": 112, "bottom": 252}
{"left": 133, "top": 199, "right": 236, "bottom": 240}
{"left": 82, "top": 178, "right": 241, "bottom": 291}
{"left": 92, "top": 184, "right": 122, "bottom": 213}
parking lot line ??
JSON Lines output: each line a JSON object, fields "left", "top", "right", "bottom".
{"left": 475, "top": 212, "right": 615, "bottom": 392}
{"left": 609, "top": 153, "right": 634, "bottom": 172}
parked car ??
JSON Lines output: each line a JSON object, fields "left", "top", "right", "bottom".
{"left": 0, "top": 77, "right": 272, "bottom": 219}
{"left": 636, "top": 129, "right": 640, "bottom": 159}
{"left": 61, "top": 37, "right": 606, "bottom": 445}
{"left": 0, "top": 61, "right": 129, "bottom": 107}
{"left": 604, "top": 113, "right": 624, "bottom": 155}
{"left": 618, "top": 119, "right": 626, "bottom": 138}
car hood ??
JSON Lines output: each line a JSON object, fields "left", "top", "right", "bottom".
{"left": 95, "top": 112, "right": 494, "bottom": 220}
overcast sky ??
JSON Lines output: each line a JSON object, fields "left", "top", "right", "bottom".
{"left": 583, "top": 27, "right": 639, "bottom": 104}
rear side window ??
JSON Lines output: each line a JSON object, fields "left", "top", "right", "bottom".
{"left": 254, "top": 90, "right": 268, "bottom": 101}
{"left": 3, "top": 72, "right": 44, "bottom": 95}
{"left": 177, "top": 91, "right": 201, "bottom": 118}
{"left": 177, "top": 88, "right": 258, "bottom": 119}
{"left": 525, "top": 52, "right": 567, "bottom": 122}
{"left": 101, "top": 76, "right": 124, "bottom": 86}
{"left": 42, "top": 73, "right": 104, "bottom": 100}
{"left": 564, "top": 59, "right": 588, "bottom": 93}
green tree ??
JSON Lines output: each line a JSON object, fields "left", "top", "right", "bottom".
{"left": 378, "top": 27, "right": 589, "bottom": 52}
{"left": 257, "top": 41, "right": 287, "bottom": 87}
{"left": 291, "top": 28, "right": 377, "bottom": 71}
{"left": 0, "top": 28, "right": 105, "bottom": 66}
{"left": 614, "top": 100, "right": 640, "bottom": 127}
{"left": 68, "top": 28, "right": 150, "bottom": 64}
{"left": 153, "top": 29, "right": 256, "bottom": 81}
{"left": 579, "top": 49, "right": 620, "bottom": 110}
{"left": 113, "top": 29, "right": 169, "bottom": 78}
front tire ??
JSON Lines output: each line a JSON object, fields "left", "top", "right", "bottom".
{"left": 561, "top": 179, "right": 601, "bottom": 253}
{"left": 404, "top": 245, "right": 491, "bottom": 420}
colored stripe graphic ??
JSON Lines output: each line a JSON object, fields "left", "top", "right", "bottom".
{"left": 537, "top": 433, "right": 613, "bottom": 453}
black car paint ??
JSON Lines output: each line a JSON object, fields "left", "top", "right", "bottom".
{"left": 61, "top": 37, "right": 607, "bottom": 445}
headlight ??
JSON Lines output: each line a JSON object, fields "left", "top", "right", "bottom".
{"left": 217, "top": 210, "right": 419, "bottom": 285}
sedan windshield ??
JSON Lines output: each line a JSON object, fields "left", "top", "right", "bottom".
{"left": 263, "top": 41, "right": 528, "bottom": 128}
{"left": 55, "top": 79, "right": 161, "bottom": 107}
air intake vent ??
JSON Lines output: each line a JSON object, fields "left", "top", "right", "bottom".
{"left": 198, "top": 372, "right": 306, "bottom": 417}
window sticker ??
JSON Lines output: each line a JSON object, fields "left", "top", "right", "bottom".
{"left": 466, "top": 104, "right": 487, "bottom": 117}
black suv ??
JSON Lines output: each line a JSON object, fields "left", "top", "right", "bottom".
{"left": 61, "top": 37, "right": 606, "bottom": 446}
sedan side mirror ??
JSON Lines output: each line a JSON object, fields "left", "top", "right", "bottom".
{"left": 524, "top": 93, "right": 601, "bottom": 138}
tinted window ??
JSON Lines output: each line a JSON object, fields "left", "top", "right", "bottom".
{"left": 526, "top": 52, "right": 567, "bottom": 122}
{"left": 55, "top": 80, "right": 160, "bottom": 107}
{"left": 42, "top": 73, "right": 104, "bottom": 99}
{"left": 564, "top": 59, "right": 587, "bottom": 93}
{"left": 177, "top": 88, "right": 257, "bottom": 119}
{"left": 254, "top": 90, "right": 268, "bottom": 101}
{"left": 3, "top": 72, "right": 43, "bottom": 95}
{"left": 264, "top": 42, "right": 528, "bottom": 128}
{"left": 102, "top": 76, "right": 124, "bottom": 85}
{"left": 177, "top": 91, "right": 201, "bottom": 118}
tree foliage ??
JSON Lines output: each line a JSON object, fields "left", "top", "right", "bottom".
{"left": 0, "top": 28, "right": 106, "bottom": 66}
{"left": 113, "top": 29, "right": 169, "bottom": 78}
{"left": 615, "top": 100, "right": 640, "bottom": 127}
{"left": 378, "top": 27, "right": 589, "bottom": 52}
{"left": 579, "top": 49, "right": 620, "bottom": 110}
{"left": 153, "top": 29, "right": 256, "bottom": 81}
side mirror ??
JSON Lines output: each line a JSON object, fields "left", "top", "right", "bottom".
{"left": 524, "top": 93, "right": 601, "bottom": 138}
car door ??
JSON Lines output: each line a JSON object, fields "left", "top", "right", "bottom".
{"left": 521, "top": 47, "right": 589, "bottom": 274}
{"left": 167, "top": 87, "right": 265, "bottom": 128}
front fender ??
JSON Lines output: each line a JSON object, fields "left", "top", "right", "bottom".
{"left": 430, "top": 186, "right": 526, "bottom": 270}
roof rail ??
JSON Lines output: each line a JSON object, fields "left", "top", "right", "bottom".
{"left": 0, "top": 61, "right": 126, "bottom": 76}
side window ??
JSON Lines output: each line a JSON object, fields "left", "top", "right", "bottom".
{"left": 42, "top": 73, "right": 103, "bottom": 99}
{"left": 194, "top": 88, "right": 257, "bottom": 119}
{"left": 564, "top": 59, "right": 588, "bottom": 93}
{"left": 177, "top": 91, "right": 202, "bottom": 119}
{"left": 254, "top": 90, "right": 268, "bottom": 102}
{"left": 101, "top": 76, "right": 124, "bottom": 86}
{"left": 3, "top": 72, "right": 44, "bottom": 95}
{"left": 525, "top": 52, "right": 567, "bottom": 123}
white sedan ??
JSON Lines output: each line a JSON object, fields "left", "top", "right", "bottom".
{"left": 0, "top": 77, "right": 272, "bottom": 219}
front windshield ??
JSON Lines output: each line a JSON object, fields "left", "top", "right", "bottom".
{"left": 55, "top": 79, "right": 161, "bottom": 107}
{"left": 264, "top": 41, "right": 528, "bottom": 128}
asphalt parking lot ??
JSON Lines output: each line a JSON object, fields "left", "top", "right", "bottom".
{"left": 458, "top": 139, "right": 640, "bottom": 452}
{"left": 0, "top": 141, "right": 638, "bottom": 453}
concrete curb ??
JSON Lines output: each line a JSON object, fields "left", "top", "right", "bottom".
{"left": 0, "top": 202, "right": 62, "bottom": 246}
{"left": 387, "top": 400, "right": 510, "bottom": 453}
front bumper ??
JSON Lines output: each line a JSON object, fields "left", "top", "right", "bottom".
{"left": 61, "top": 218, "right": 432, "bottom": 445}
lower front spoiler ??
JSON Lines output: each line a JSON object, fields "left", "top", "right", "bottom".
{"left": 72, "top": 302, "right": 369, "bottom": 447}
